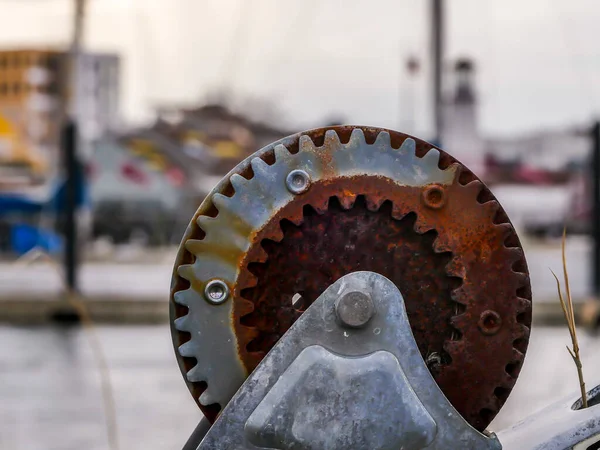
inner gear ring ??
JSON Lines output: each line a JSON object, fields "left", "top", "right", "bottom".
{"left": 170, "top": 126, "right": 532, "bottom": 431}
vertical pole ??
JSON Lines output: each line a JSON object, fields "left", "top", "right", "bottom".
{"left": 63, "top": 120, "right": 78, "bottom": 292}
{"left": 63, "top": 0, "right": 86, "bottom": 293}
{"left": 431, "top": 0, "right": 443, "bottom": 147}
{"left": 592, "top": 121, "right": 600, "bottom": 297}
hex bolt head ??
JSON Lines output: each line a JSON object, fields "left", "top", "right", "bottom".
{"left": 204, "top": 279, "right": 230, "bottom": 305}
{"left": 286, "top": 169, "right": 311, "bottom": 194}
{"left": 335, "top": 290, "right": 375, "bottom": 328}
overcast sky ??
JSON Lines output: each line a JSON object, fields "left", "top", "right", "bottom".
{"left": 1, "top": 0, "right": 600, "bottom": 138}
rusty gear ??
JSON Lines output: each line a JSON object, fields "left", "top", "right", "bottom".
{"left": 170, "top": 126, "right": 532, "bottom": 431}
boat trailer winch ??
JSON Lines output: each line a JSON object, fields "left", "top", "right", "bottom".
{"left": 169, "top": 126, "right": 600, "bottom": 449}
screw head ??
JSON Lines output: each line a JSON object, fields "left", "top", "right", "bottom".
{"left": 478, "top": 310, "right": 502, "bottom": 335}
{"left": 286, "top": 169, "right": 311, "bottom": 194}
{"left": 422, "top": 184, "right": 446, "bottom": 209}
{"left": 204, "top": 279, "right": 230, "bottom": 305}
{"left": 335, "top": 290, "right": 375, "bottom": 328}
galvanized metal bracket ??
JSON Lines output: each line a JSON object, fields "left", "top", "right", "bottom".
{"left": 497, "top": 383, "right": 600, "bottom": 450}
{"left": 194, "top": 271, "right": 502, "bottom": 449}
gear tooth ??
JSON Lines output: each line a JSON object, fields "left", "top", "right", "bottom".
{"left": 446, "top": 257, "right": 467, "bottom": 278}
{"left": 286, "top": 213, "right": 305, "bottom": 225}
{"left": 365, "top": 196, "right": 385, "bottom": 211}
{"left": 512, "top": 271, "right": 529, "bottom": 287}
{"left": 349, "top": 128, "right": 366, "bottom": 146}
{"left": 481, "top": 200, "right": 500, "bottom": 217}
{"left": 497, "top": 223, "right": 515, "bottom": 242}
{"left": 196, "top": 215, "right": 217, "bottom": 233}
{"left": 516, "top": 297, "right": 531, "bottom": 314}
{"left": 230, "top": 173, "right": 249, "bottom": 192}
{"left": 212, "top": 193, "right": 234, "bottom": 214}
{"left": 252, "top": 245, "right": 269, "bottom": 263}
{"left": 177, "top": 264, "right": 195, "bottom": 282}
{"left": 174, "top": 314, "right": 190, "bottom": 331}
{"left": 237, "top": 298, "right": 255, "bottom": 316}
{"left": 391, "top": 203, "right": 410, "bottom": 220}
{"left": 173, "top": 288, "right": 193, "bottom": 307}
{"left": 184, "top": 238, "right": 203, "bottom": 255}
{"left": 432, "top": 236, "right": 452, "bottom": 253}
{"left": 199, "top": 389, "right": 217, "bottom": 406}
{"left": 299, "top": 134, "right": 316, "bottom": 152}
{"left": 311, "top": 197, "right": 330, "bottom": 214}
{"left": 511, "top": 347, "right": 525, "bottom": 363}
{"left": 273, "top": 143, "right": 291, "bottom": 162}
{"left": 398, "top": 137, "right": 417, "bottom": 156}
{"left": 373, "top": 131, "right": 391, "bottom": 147}
{"left": 482, "top": 395, "right": 502, "bottom": 412}
{"left": 516, "top": 323, "right": 530, "bottom": 339}
{"left": 461, "top": 180, "right": 483, "bottom": 200}
{"left": 239, "top": 271, "right": 259, "bottom": 291}
{"left": 186, "top": 363, "right": 206, "bottom": 384}
{"left": 451, "top": 286, "right": 468, "bottom": 303}
{"left": 250, "top": 156, "right": 271, "bottom": 179}
{"left": 323, "top": 129, "right": 342, "bottom": 148}
{"left": 178, "top": 340, "right": 196, "bottom": 358}
{"left": 269, "top": 225, "right": 285, "bottom": 242}
{"left": 504, "top": 247, "right": 524, "bottom": 266}
{"left": 500, "top": 371, "right": 516, "bottom": 387}
{"left": 338, "top": 194, "right": 357, "bottom": 210}
{"left": 413, "top": 215, "right": 435, "bottom": 234}
{"left": 420, "top": 148, "right": 441, "bottom": 167}
{"left": 450, "top": 313, "right": 470, "bottom": 330}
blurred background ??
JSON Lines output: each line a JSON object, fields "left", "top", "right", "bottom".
{"left": 2, "top": 0, "right": 600, "bottom": 449}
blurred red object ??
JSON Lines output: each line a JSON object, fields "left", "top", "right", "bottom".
{"left": 121, "top": 162, "right": 148, "bottom": 184}
{"left": 515, "top": 165, "right": 552, "bottom": 184}
{"left": 166, "top": 167, "right": 185, "bottom": 187}
{"left": 85, "top": 162, "right": 97, "bottom": 179}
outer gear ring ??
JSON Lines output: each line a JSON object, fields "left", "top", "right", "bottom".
{"left": 170, "top": 126, "right": 532, "bottom": 430}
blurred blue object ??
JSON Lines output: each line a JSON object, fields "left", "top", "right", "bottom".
{"left": 11, "top": 223, "right": 62, "bottom": 256}
{"left": 0, "top": 164, "right": 88, "bottom": 216}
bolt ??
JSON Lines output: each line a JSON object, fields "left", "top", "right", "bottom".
{"left": 204, "top": 279, "right": 230, "bottom": 305}
{"left": 335, "top": 290, "right": 375, "bottom": 328}
{"left": 422, "top": 184, "right": 446, "bottom": 209}
{"left": 478, "top": 310, "right": 502, "bottom": 335}
{"left": 286, "top": 169, "right": 311, "bottom": 194}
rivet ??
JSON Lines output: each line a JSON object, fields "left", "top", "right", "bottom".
{"left": 422, "top": 184, "right": 446, "bottom": 209}
{"left": 286, "top": 169, "right": 311, "bottom": 194}
{"left": 204, "top": 279, "right": 230, "bottom": 305}
{"left": 478, "top": 310, "right": 502, "bottom": 335}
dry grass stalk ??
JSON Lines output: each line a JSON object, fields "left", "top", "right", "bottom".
{"left": 550, "top": 228, "right": 588, "bottom": 408}
{"left": 14, "top": 247, "right": 120, "bottom": 448}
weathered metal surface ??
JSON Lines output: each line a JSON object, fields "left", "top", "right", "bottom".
{"left": 497, "top": 381, "right": 600, "bottom": 450}
{"left": 196, "top": 272, "right": 502, "bottom": 449}
{"left": 169, "top": 126, "right": 532, "bottom": 429}
{"left": 246, "top": 348, "right": 437, "bottom": 449}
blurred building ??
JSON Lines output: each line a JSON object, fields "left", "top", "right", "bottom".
{"left": 441, "top": 57, "right": 590, "bottom": 174}
{"left": 147, "top": 103, "right": 290, "bottom": 192}
{"left": 89, "top": 139, "right": 189, "bottom": 245}
{"left": 85, "top": 102, "right": 290, "bottom": 246}
{"left": 0, "top": 49, "right": 119, "bottom": 186}
{"left": 441, "top": 58, "right": 485, "bottom": 175}
{"left": 440, "top": 56, "right": 593, "bottom": 235}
